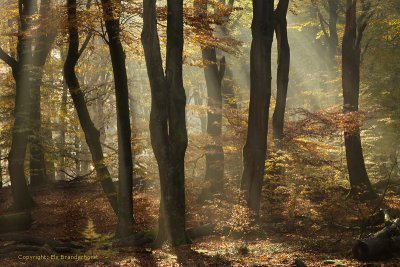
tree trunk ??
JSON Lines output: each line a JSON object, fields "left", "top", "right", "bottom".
{"left": 64, "top": 0, "right": 118, "bottom": 215}
{"left": 221, "top": 64, "right": 238, "bottom": 110}
{"left": 100, "top": 0, "right": 134, "bottom": 237}
{"left": 202, "top": 50, "right": 225, "bottom": 197}
{"left": 142, "top": 0, "right": 188, "bottom": 246}
{"left": 7, "top": 0, "right": 37, "bottom": 210}
{"left": 327, "top": 0, "right": 339, "bottom": 63}
{"left": 272, "top": 0, "right": 290, "bottom": 141}
{"left": 342, "top": 0, "right": 374, "bottom": 197}
{"left": 240, "top": 0, "right": 274, "bottom": 217}
{"left": 0, "top": 149, "right": 2, "bottom": 189}
{"left": 29, "top": 0, "right": 56, "bottom": 186}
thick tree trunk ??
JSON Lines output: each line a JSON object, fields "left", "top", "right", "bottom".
{"left": 272, "top": 0, "right": 290, "bottom": 141}
{"left": 64, "top": 0, "right": 118, "bottom": 215}
{"left": 342, "top": 0, "right": 374, "bottom": 196}
{"left": 100, "top": 0, "right": 134, "bottom": 237}
{"left": 29, "top": 0, "right": 56, "bottom": 186}
{"left": 142, "top": 0, "right": 188, "bottom": 246}
{"left": 240, "top": 0, "right": 274, "bottom": 217}
{"left": 29, "top": 75, "right": 47, "bottom": 186}
{"left": 7, "top": 0, "right": 37, "bottom": 210}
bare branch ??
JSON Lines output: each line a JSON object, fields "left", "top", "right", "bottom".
{"left": 77, "top": 31, "right": 93, "bottom": 59}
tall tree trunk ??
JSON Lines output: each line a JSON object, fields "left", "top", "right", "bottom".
{"left": 328, "top": 0, "right": 339, "bottom": 63}
{"left": 29, "top": 0, "right": 56, "bottom": 186}
{"left": 272, "top": 0, "right": 290, "bottom": 141}
{"left": 64, "top": 0, "right": 118, "bottom": 214}
{"left": 59, "top": 53, "right": 68, "bottom": 181}
{"left": 202, "top": 50, "right": 225, "bottom": 196}
{"left": 193, "top": 90, "right": 207, "bottom": 133}
{"left": 7, "top": 0, "right": 37, "bottom": 210}
{"left": 100, "top": 0, "right": 134, "bottom": 236}
{"left": 221, "top": 64, "right": 238, "bottom": 109}
{"left": 142, "top": 0, "right": 188, "bottom": 246}
{"left": 342, "top": 0, "right": 374, "bottom": 197}
{"left": 240, "top": 0, "right": 274, "bottom": 217}
{"left": 218, "top": 0, "right": 238, "bottom": 110}
{"left": 195, "top": 0, "right": 226, "bottom": 198}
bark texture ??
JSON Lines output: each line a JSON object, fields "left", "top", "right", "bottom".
{"left": 7, "top": 0, "right": 37, "bottom": 210}
{"left": 342, "top": 0, "right": 374, "bottom": 196}
{"left": 142, "top": 0, "right": 188, "bottom": 246}
{"left": 100, "top": 0, "right": 134, "bottom": 236}
{"left": 240, "top": 0, "right": 274, "bottom": 217}
{"left": 29, "top": 0, "right": 56, "bottom": 186}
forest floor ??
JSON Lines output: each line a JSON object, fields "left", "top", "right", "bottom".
{"left": 1, "top": 178, "right": 400, "bottom": 267}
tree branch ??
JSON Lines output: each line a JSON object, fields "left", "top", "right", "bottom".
{"left": 0, "top": 47, "right": 17, "bottom": 71}
{"left": 77, "top": 31, "right": 93, "bottom": 59}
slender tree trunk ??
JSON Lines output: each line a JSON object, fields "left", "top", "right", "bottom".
{"left": 221, "top": 64, "right": 238, "bottom": 109}
{"left": 142, "top": 0, "right": 188, "bottom": 246}
{"left": 240, "top": 0, "right": 274, "bottom": 217}
{"left": 64, "top": 0, "right": 118, "bottom": 214}
{"left": 195, "top": 0, "right": 225, "bottom": 198}
{"left": 272, "top": 0, "right": 290, "bottom": 141}
{"left": 7, "top": 0, "right": 37, "bottom": 210}
{"left": 328, "top": 0, "right": 339, "bottom": 63}
{"left": 193, "top": 90, "right": 207, "bottom": 133}
{"left": 100, "top": 0, "right": 134, "bottom": 236}
{"left": 59, "top": 53, "right": 68, "bottom": 181}
{"left": 342, "top": 0, "right": 374, "bottom": 197}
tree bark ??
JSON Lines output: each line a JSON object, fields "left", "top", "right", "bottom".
{"left": 7, "top": 0, "right": 37, "bottom": 210}
{"left": 272, "top": 0, "right": 290, "bottom": 141}
{"left": 64, "top": 0, "right": 118, "bottom": 215}
{"left": 100, "top": 0, "right": 134, "bottom": 237}
{"left": 240, "top": 0, "right": 274, "bottom": 217}
{"left": 142, "top": 0, "right": 188, "bottom": 246}
{"left": 28, "top": 0, "right": 56, "bottom": 186}
{"left": 342, "top": 0, "right": 374, "bottom": 197}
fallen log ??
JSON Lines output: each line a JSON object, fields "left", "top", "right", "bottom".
{"left": 353, "top": 218, "right": 400, "bottom": 260}
{"left": 0, "top": 211, "right": 32, "bottom": 233}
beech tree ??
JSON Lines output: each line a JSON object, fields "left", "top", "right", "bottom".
{"left": 312, "top": 0, "right": 339, "bottom": 65}
{"left": 64, "top": 0, "right": 118, "bottom": 214}
{"left": 142, "top": 0, "right": 188, "bottom": 246}
{"left": 0, "top": 0, "right": 37, "bottom": 210}
{"left": 342, "top": 0, "right": 374, "bottom": 197}
{"left": 272, "top": 0, "right": 290, "bottom": 141}
{"left": 195, "top": 0, "right": 226, "bottom": 198}
{"left": 100, "top": 0, "right": 134, "bottom": 236}
{"left": 29, "top": 0, "right": 57, "bottom": 186}
{"left": 240, "top": 0, "right": 274, "bottom": 217}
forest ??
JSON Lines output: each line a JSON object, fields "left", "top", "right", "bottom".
{"left": 0, "top": 0, "right": 399, "bottom": 266}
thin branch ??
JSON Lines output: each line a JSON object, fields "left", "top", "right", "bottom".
{"left": 77, "top": 31, "right": 93, "bottom": 59}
